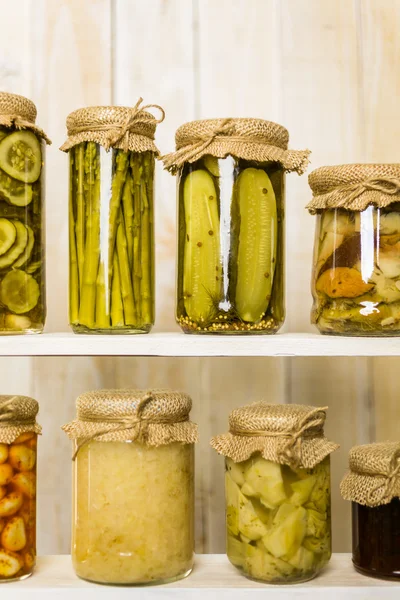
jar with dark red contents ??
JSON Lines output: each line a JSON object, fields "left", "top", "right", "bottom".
{"left": 341, "top": 441, "right": 400, "bottom": 580}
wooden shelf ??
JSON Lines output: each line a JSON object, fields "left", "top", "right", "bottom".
{"left": 0, "top": 332, "right": 399, "bottom": 357}
{"left": 2, "top": 554, "right": 399, "bottom": 598}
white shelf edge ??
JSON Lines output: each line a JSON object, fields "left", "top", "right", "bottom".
{"left": 0, "top": 332, "right": 399, "bottom": 357}
{"left": 2, "top": 554, "right": 399, "bottom": 599}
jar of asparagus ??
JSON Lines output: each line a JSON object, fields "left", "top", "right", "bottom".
{"left": 0, "top": 396, "right": 41, "bottom": 582}
{"left": 0, "top": 93, "right": 50, "bottom": 334}
{"left": 308, "top": 164, "right": 400, "bottom": 336}
{"left": 61, "top": 99, "right": 165, "bottom": 333}
{"left": 163, "top": 118, "right": 309, "bottom": 334}
{"left": 211, "top": 403, "right": 338, "bottom": 584}
{"left": 62, "top": 389, "right": 198, "bottom": 585}
{"left": 341, "top": 442, "right": 400, "bottom": 580}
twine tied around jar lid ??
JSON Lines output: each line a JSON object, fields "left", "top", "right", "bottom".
{"left": 62, "top": 389, "right": 198, "bottom": 459}
{"left": 162, "top": 117, "right": 311, "bottom": 175}
{"left": 211, "top": 402, "right": 339, "bottom": 469}
{"left": 307, "top": 164, "right": 400, "bottom": 214}
{"left": 60, "top": 97, "right": 165, "bottom": 154}
{"left": 340, "top": 441, "right": 400, "bottom": 507}
{"left": 0, "top": 395, "right": 42, "bottom": 444}
{"left": 0, "top": 91, "right": 51, "bottom": 144}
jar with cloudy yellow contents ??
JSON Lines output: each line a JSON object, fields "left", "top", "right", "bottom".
{"left": 0, "top": 396, "right": 40, "bottom": 582}
{"left": 63, "top": 389, "right": 198, "bottom": 586}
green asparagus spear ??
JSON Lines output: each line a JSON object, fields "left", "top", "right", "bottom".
{"left": 108, "top": 150, "right": 129, "bottom": 282}
{"left": 140, "top": 153, "right": 154, "bottom": 325}
{"left": 95, "top": 262, "right": 109, "bottom": 328}
{"left": 111, "top": 253, "right": 124, "bottom": 326}
{"left": 69, "top": 153, "right": 79, "bottom": 324}
{"left": 75, "top": 144, "right": 86, "bottom": 293}
{"left": 122, "top": 173, "right": 134, "bottom": 269}
{"left": 78, "top": 142, "right": 101, "bottom": 328}
{"left": 131, "top": 154, "right": 142, "bottom": 323}
{"left": 116, "top": 216, "right": 136, "bottom": 324}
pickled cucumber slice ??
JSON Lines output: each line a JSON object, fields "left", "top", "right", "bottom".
{"left": 0, "top": 131, "right": 42, "bottom": 183}
{"left": 0, "top": 219, "right": 16, "bottom": 255}
{"left": 0, "top": 270, "right": 40, "bottom": 314}
{"left": 0, "top": 169, "right": 33, "bottom": 206}
{"left": 0, "top": 222, "right": 27, "bottom": 269}
{"left": 13, "top": 226, "right": 34, "bottom": 268}
{"left": 234, "top": 168, "right": 277, "bottom": 323}
{"left": 183, "top": 169, "right": 221, "bottom": 322}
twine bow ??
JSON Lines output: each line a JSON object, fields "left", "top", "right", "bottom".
{"left": 366, "top": 448, "right": 400, "bottom": 505}
{"left": 69, "top": 98, "right": 165, "bottom": 152}
{"left": 230, "top": 406, "right": 327, "bottom": 468}
{"left": 72, "top": 392, "right": 154, "bottom": 460}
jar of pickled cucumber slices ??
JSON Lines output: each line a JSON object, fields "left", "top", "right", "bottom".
{"left": 163, "top": 118, "right": 310, "bottom": 334}
{"left": 0, "top": 93, "right": 50, "bottom": 334}
{"left": 60, "top": 99, "right": 165, "bottom": 334}
{"left": 0, "top": 396, "right": 41, "bottom": 582}
{"left": 211, "top": 403, "right": 338, "bottom": 584}
{"left": 308, "top": 164, "right": 400, "bottom": 336}
{"left": 62, "top": 389, "right": 198, "bottom": 586}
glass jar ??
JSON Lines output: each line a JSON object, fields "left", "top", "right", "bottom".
{"left": 225, "top": 454, "right": 331, "bottom": 583}
{"left": 352, "top": 498, "right": 400, "bottom": 579}
{"left": 0, "top": 432, "right": 37, "bottom": 582}
{"left": 68, "top": 144, "right": 155, "bottom": 333}
{"left": 72, "top": 439, "right": 194, "bottom": 585}
{"left": 0, "top": 94, "right": 47, "bottom": 334}
{"left": 177, "top": 156, "right": 285, "bottom": 333}
{"left": 311, "top": 206, "right": 400, "bottom": 335}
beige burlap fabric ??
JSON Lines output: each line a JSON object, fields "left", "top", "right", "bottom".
{"left": 162, "top": 118, "right": 310, "bottom": 175}
{"left": 211, "top": 402, "right": 338, "bottom": 468}
{"left": 340, "top": 442, "right": 400, "bottom": 507}
{"left": 62, "top": 389, "right": 198, "bottom": 458}
{"left": 60, "top": 97, "right": 165, "bottom": 154}
{"left": 0, "top": 91, "right": 51, "bottom": 144}
{"left": 0, "top": 395, "right": 42, "bottom": 444}
{"left": 307, "top": 164, "right": 400, "bottom": 214}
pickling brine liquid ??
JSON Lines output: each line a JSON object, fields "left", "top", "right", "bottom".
{"left": 0, "top": 433, "right": 37, "bottom": 581}
{"left": 176, "top": 155, "right": 285, "bottom": 334}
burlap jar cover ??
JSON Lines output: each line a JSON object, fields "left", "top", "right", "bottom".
{"left": 0, "top": 395, "right": 42, "bottom": 445}
{"left": 340, "top": 441, "right": 400, "bottom": 507}
{"left": 307, "top": 164, "right": 400, "bottom": 214}
{"left": 0, "top": 91, "right": 51, "bottom": 144}
{"left": 60, "top": 97, "right": 165, "bottom": 154}
{"left": 62, "top": 389, "right": 198, "bottom": 459}
{"left": 211, "top": 402, "right": 339, "bottom": 469}
{"left": 162, "top": 118, "right": 310, "bottom": 175}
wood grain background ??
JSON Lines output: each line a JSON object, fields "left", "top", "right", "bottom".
{"left": 0, "top": 0, "right": 397, "bottom": 555}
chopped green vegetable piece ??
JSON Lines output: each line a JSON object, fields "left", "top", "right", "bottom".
{"left": 13, "top": 225, "right": 34, "bottom": 268}
{"left": 0, "top": 221, "right": 27, "bottom": 269}
{"left": 0, "top": 269, "right": 40, "bottom": 313}
{"left": 244, "top": 457, "right": 286, "bottom": 508}
{"left": 0, "top": 218, "right": 16, "bottom": 255}
{"left": 0, "top": 131, "right": 42, "bottom": 183}
{"left": 262, "top": 506, "right": 307, "bottom": 558}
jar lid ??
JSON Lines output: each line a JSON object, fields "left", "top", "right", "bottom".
{"left": 60, "top": 97, "right": 165, "bottom": 153}
{"left": 0, "top": 395, "right": 42, "bottom": 444}
{"left": 340, "top": 441, "right": 400, "bottom": 507}
{"left": 307, "top": 163, "right": 400, "bottom": 214}
{"left": 62, "top": 389, "right": 198, "bottom": 456}
{"left": 0, "top": 91, "right": 51, "bottom": 144}
{"left": 162, "top": 117, "right": 310, "bottom": 175}
{"left": 211, "top": 402, "right": 339, "bottom": 468}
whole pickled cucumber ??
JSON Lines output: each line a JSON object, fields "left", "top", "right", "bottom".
{"left": 234, "top": 168, "right": 277, "bottom": 323}
{"left": 183, "top": 169, "right": 221, "bottom": 322}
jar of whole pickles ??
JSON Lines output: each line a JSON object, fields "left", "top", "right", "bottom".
{"left": 0, "top": 93, "right": 50, "bottom": 334}
{"left": 211, "top": 403, "right": 338, "bottom": 584}
{"left": 0, "top": 395, "right": 41, "bottom": 582}
{"left": 308, "top": 164, "right": 400, "bottom": 336}
{"left": 62, "top": 389, "right": 198, "bottom": 585}
{"left": 163, "top": 119, "right": 310, "bottom": 334}
{"left": 60, "top": 98, "right": 165, "bottom": 334}
{"left": 341, "top": 442, "right": 400, "bottom": 580}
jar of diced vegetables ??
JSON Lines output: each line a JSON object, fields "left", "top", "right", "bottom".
{"left": 163, "top": 118, "right": 310, "bottom": 334}
{"left": 61, "top": 100, "right": 164, "bottom": 334}
{"left": 62, "top": 389, "right": 198, "bottom": 585}
{"left": 0, "top": 93, "right": 50, "bottom": 334}
{"left": 0, "top": 395, "right": 41, "bottom": 582}
{"left": 308, "top": 164, "right": 400, "bottom": 336}
{"left": 211, "top": 403, "right": 338, "bottom": 584}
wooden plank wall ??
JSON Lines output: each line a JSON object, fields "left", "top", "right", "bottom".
{"left": 0, "top": 0, "right": 398, "bottom": 555}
